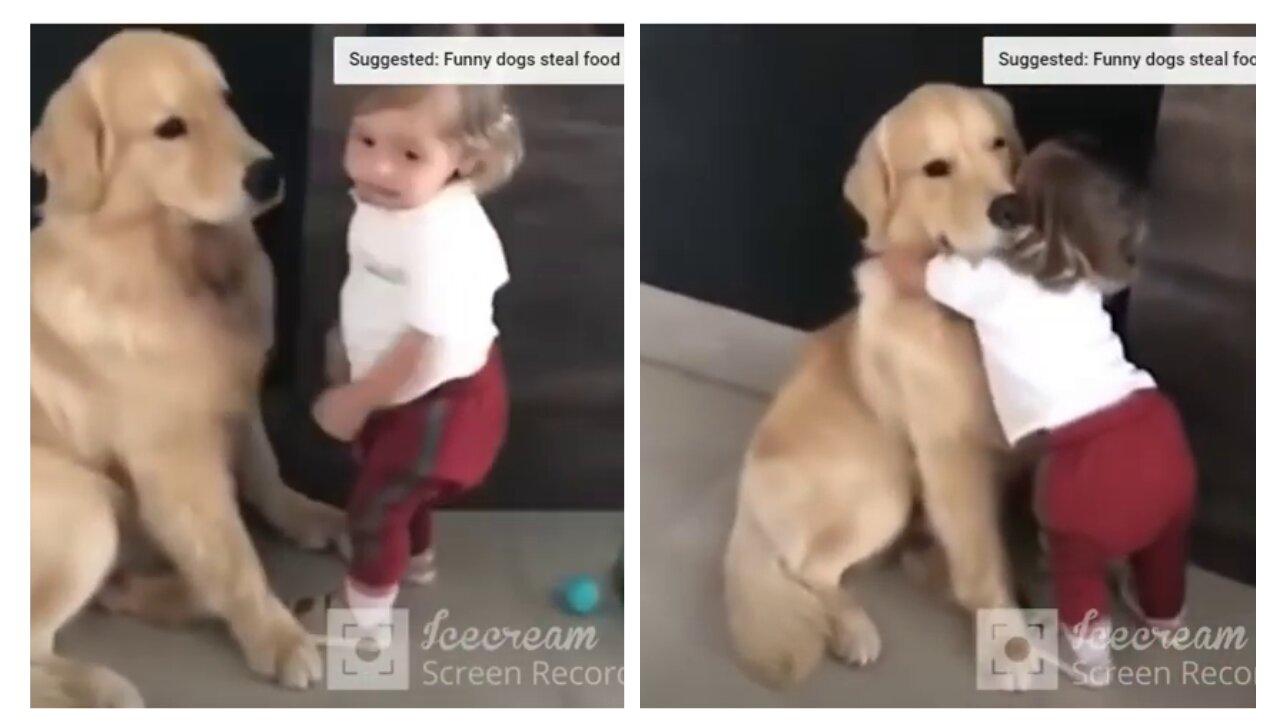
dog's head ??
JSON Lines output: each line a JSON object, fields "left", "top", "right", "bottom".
{"left": 844, "top": 84, "right": 1025, "bottom": 257}
{"left": 31, "top": 30, "right": 280, "bottom": 223}
{"left": 1009, "top": 137, "right": 1147, "bottom": 295}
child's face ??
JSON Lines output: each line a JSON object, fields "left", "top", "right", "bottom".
{"left": 344, "top": 101, "right": 461, "bottom": 210}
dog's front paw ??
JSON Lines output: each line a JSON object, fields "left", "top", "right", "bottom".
{"left": 243, "top": 610, "right": 323, "bottom": 690}
{"left": 829, "top": 607, "right": 882, "bottom": 667}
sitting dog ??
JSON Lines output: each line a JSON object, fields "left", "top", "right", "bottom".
{"left": 724, "top": 84, "right": 1034, "bottom": 691}
{"left": 31, "top": 30, "right": 343, "bottom": 707}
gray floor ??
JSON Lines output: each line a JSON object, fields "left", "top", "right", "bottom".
{"left": 639, "top": 289, "right": 1255, "bottom": 708}
{"left": 59, "top": 512, "right": 624, "bottom": 708}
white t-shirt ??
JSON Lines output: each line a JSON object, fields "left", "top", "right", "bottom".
{"left": 924, "top": 255, "right": 1154, "bottom": 445}
{"left": 340, "top": 182, "right": 508, "bottom": 405}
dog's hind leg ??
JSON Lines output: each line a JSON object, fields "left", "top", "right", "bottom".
{"left": 31, "top": 654, "right": 144, "bottom": 708}
{"left": 31, "top": 450, "right": 143, "bottom": 708}
{"left": 236, "top": 409, "right": 345, "bottom": 551}
{"left": 791, "top": 534, "right": 884, "bottom": 667}
{"left": 237, "top": 247, "right": 343, "bottom": 550}
{"left": 97, "top": 571, "right": 211, "bottom": 626}
{"left": 783, "top": 477, "right": 914, "bottom": 669}
{"left": 895, "top": 506, "right": 954, "bottom": 598}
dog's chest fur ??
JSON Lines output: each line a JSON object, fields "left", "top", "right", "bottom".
{"left": 854, "top": 294, "right": 1006, "bottom": 449}
{"left": 32, "top": 216, "right": 271, "bottom": 409}
{"left": 180, "top": 221, "right": 271, "bottom": 341}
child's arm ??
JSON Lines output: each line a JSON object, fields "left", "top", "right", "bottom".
{"left": 313, "top": 214, "right": 470, "bottom": 440}
{"left": 348, "top": 328, "right": 431, "bottom": 407}
{"left": 922, "top": 255, "right": 988, "bottom": 317}
{"left": 313, "top": 235, "right": 452, "bottom": 441}
{"left": 882, "top": 247, "right": 1008, "bottom": 319}
{"left": 313, "top": 328, "right": 434, "bottom": 441}
{"left": 323, "top": 324, "right": 349, "bottom": 384}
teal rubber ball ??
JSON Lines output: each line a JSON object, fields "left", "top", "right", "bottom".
{"left": 558, "top": 574, "right": 601, "bottom": 615}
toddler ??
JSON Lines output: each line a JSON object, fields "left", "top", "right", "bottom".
{"left": 294, "top": 85, "right": 523, "bottom": 646}
{"left": 883, "top": 139, "right": 1196, "bottom": 686}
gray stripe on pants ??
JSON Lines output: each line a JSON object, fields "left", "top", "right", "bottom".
{"left": 412, "top": 400, "right": 450, "bottom": 478}
{"left": 349, "top": 399, "right": 451, "bottom": 573}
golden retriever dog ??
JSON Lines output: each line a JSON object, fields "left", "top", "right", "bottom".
{"left": 31, "top": 30, "right": 345, "bottom": 707}
{"left": 724, "top": 84, "right": 1035, "bottom": 690}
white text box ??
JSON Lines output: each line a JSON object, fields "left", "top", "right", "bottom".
{"left": 984, "top": 36, "right": 1255, "bottom": 85}
{"left": 334, "top": 36, "right": 624, "bottom": 85}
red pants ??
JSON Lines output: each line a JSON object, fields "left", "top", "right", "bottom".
{"left": 346, "top": 344, "right": 507, "bottom": 589}
{"left": 1035, "top": 389, "right": 1196, "bottom": 629}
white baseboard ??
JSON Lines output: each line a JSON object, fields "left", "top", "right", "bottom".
{"left": 640, "top": 284, "right": 803, "bottom": 395}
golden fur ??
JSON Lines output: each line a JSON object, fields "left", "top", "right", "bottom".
{"left": 723, "top": 84, "right": 1035, "bottom": 690}
{"left": 31, "top": 31, "right": 344, "bottom": 707}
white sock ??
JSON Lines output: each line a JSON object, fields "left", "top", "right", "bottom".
{"left": 1063, "top": 614, "right": 1113, "bottom": 686}
{"left": 343, "top": 577, "right": 398, "bottom": 629}
{"left": 405, "top": 548, "right": 437, "bottom": 583}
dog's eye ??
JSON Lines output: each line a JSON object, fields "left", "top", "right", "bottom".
{"left": 992, "top": 137, "right": 1007, "bottom": 150}
{"left": 360, "top": 135, "right": 375, "bottom": 148}
{"left": 404, "top": 150, "right": 420, "bottom": 162}
{"left": 155, "top": 117, "right": 187, "bottom": 140}
{"left": 923, "top": 159, "right": 951, "bottom": 178}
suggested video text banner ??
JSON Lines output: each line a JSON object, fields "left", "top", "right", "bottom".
{"left": 984, "top": 36, "right": 1255, "bottom": 85}
{"left": 334, "top": 36, "right": 624, "bottom": 85}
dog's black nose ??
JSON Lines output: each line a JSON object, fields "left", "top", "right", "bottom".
{"left": 243, "top": 157, "right": 281, "bottom": 203}
{"left": 987, "top": 193, "right": 1025, "bottom": 231}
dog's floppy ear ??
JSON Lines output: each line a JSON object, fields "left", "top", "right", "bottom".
{"left": 843, "top": 117, "right": 893, "bottom": 249}
{"left": 977, "top": 88, "right": 1025, "bottom": 164}
{"left": 31, "top": 69, "right": 108, "bottom": 214}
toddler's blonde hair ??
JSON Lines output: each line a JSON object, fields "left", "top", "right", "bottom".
{"left": 355, "top": 85, "right": 523, "bottom": 195}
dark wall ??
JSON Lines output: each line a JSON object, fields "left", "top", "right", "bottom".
{"left": 30, "top": 25, "right": 313, "bottom": 386}
{"left": 640, "top": 24, "right": 1169, "bottom": 330}
{"left": 1127, "top": 61, "right": 1255, "bottom": 583}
